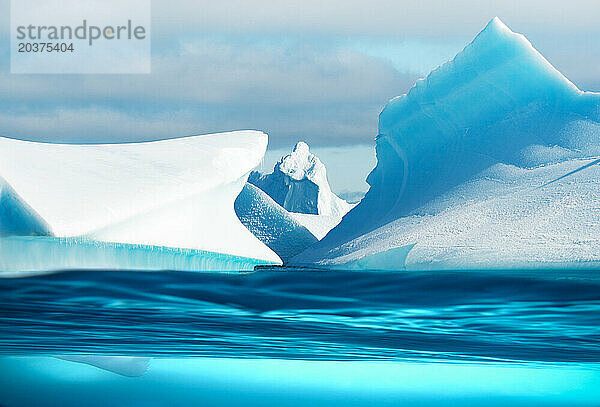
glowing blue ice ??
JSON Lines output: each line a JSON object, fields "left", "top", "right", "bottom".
{"left": 0, "top": 236, "right": 274, "bottom": 276}
{"left": 293, "top": 18, "right": 600, "bottom": 269}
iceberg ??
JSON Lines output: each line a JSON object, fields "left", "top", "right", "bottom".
{"left": 249, "top": 142, "right": 352, "bottom": 218}
{"left": 239, "top": 142, "right": 353, "bottom": 261}
{"left": 292, "top": 18, "right": 600, "bottom": 270}
{"left": 0, "top": 131, "right": 281, "bottom": 273}
{"left": 235, "top": 183, "right": 318, "bottom": 262}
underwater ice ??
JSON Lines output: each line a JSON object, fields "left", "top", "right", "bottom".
{"left": 0, "top": 131, "right": 281, "bottom": 273}
{"left": 3, "top": 357, "right": 600, "bottom": 407}
{"left": 55, "top": 356, "right": 150, "bottom": 377}
{"left": 292, "top": 18, "right": 600, "bottom": 269}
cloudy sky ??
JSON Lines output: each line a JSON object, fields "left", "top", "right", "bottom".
{"left": 1, "top": 0, "right": 599, "bottom": 152}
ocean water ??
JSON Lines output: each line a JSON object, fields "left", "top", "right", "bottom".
{"left": 0, "top": 268, "right": 599, "bottom": 406}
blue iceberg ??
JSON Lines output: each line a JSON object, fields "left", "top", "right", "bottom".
{"left": 292, "top": 18, "right": 600, "bottom": 270}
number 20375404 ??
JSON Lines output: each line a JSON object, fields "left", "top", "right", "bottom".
{"left": 18, "top": 42, "right": 74, "bottom": 52}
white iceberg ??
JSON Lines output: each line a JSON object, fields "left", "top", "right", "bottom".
{"left": 0, "top": 131, "right": 281, "bottom": 273}
{"left": 292, "top": 18, "right": 600, "bottom": 270}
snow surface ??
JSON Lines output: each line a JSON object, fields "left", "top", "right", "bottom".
{"left": 289, "top": 212, "right": 345, "bottom": 240}
{"left": 0, "top": 131, "right": 282, "bottom": 269}
{"left": 249, "top": 142, "right": 352, "bottom": 218}
{"left": 292, "top": 18, "right": 600, "bottom": 270}
{"left": 235, "top": 183, "right": 318, "bottom": 262}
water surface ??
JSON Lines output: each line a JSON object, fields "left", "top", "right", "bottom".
{"left": 0, "top": 268, "right": 599, "bottom": 405}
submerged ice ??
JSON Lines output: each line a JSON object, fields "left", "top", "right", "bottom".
{"left": 292, "top": 18, "right": 600, "bottom": 269}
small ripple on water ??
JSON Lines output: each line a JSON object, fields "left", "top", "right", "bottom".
{"left": 0, "top": 268, "right": 599, "bottom": 363}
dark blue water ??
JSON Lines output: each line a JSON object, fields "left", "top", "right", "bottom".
{"left": 1, "top": 268, "right": 599, "bottom": 406}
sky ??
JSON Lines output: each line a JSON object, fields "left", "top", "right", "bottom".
{"left": 1, "top": 0, "right": 600, "bottom": 192}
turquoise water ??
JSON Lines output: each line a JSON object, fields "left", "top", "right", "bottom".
{"left": 0, "top": 269, "right": 599, "bottom": 405}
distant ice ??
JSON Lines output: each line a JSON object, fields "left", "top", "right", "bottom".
{"left": 258, "top": 144, "right": 376, "bottom": 200}
{"left": 249, "top": 142, "right": 352, "bottom": 218}
{"left": 239, "top": 143, "right": 354, "bottom": 261}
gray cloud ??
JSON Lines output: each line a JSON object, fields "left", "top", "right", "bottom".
{"left": 148, "top": 0, "right": 600, "bottom": 91}
{"left": 1, "top": 0, "right": 599, "bottom": 148}
{"left": 2, "top": 41, "right": 409, "bottom": 105}
{"left": 0, "top": 38, "right": 415, "bottom": 147}
{"left": 150, "top": 0, "right": 600, "bottom": 36}
{"left": 2, "top": 0, "right": 599, "bottom": 37}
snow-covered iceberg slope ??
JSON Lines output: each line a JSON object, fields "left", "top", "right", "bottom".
{"left": 249, "top": 142, "right": 352, "bottom": 218}
{"left": 235, "top": 183, "right": 318, "bottom": 262}
{"left": 292, "top": 18, "right": 600, "bottom": 270}
{"left": 288, "top": 212, "right": 348, "bottom": 241}
{"left": 0, "top": 131, "right": 281, "bottom": 272}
